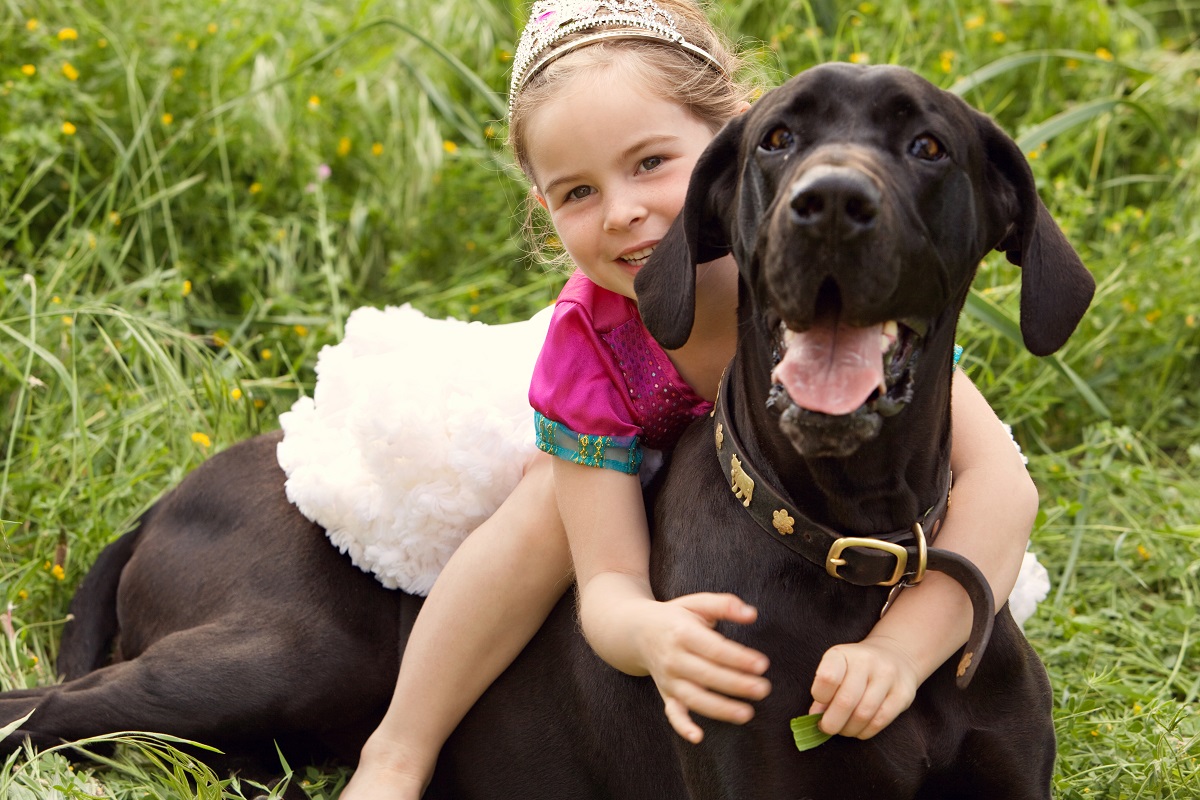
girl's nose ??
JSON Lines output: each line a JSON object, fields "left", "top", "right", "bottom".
{"left": 603, "top": 189, "right": 647, "bottom": 232}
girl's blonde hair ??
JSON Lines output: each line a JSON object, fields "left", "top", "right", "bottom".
{"left": 507, "top": 0, "right": 754, "bottom": 263}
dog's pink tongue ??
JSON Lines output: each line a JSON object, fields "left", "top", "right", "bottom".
{"left": 771, "top": 320, "right": 884, "bottom": 416}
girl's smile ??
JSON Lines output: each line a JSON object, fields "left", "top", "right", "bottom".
{"left": 524, "top": 61, "right": 717, "bottom": 300}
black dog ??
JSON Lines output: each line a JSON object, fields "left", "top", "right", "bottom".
{"left": 1, "top": 64, "right": 1092, "bottom": 799}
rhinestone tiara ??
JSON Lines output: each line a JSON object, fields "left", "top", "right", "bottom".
{"left": 509, "top": 0, "right": 728, "bottom": 111}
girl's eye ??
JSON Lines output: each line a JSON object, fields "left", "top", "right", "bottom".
{"left": 909, "top": 134, "right": 946, "bottom": 161}
{"left": 639, "top": 155, "right": 664, "bottom": 172}
{"left": 760, "top": 125, "right": 794, "bottom": 152}
{"left": 566, "top": 185, "right": 593, "bottom": 202}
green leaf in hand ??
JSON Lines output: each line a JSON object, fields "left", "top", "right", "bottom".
{"left": 790, "top": 712, "right": 833, "bottom": 752}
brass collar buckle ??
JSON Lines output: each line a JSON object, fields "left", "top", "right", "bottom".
{"left": 825, "top": 522, "right": 928, "bottom": 588}
{"left": 825, "top": 538, "right": 908, "bottom": 586}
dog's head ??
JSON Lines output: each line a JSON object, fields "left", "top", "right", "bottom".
{"left": 635, "top": 63, "right": 1094, "bottom": 457}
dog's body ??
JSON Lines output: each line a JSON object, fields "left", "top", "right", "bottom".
{"left": 1, "top": 65, "right": 1092, "bottom": 799}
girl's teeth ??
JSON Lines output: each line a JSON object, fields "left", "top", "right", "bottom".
{"left": 622, "top": 247, "right": 655, "bottom": 264}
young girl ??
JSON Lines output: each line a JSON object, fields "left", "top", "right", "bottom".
{"left": 326, "top": 1, "right": 1043, "bottom": 796}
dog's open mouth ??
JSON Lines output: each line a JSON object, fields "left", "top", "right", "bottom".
{"left": 768, "top": 313, "right": 924, "bottom": 422}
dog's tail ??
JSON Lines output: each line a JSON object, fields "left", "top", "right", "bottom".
{"left": 56, "top": 519, "right": 145, "bottom": 681}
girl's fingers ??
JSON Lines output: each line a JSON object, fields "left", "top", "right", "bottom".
{"left": 836, "top": 675, "right": 891, "bottom": 739}
{"left": 809, "top": 646, "right": 848, "bottom": 707}
{"left": 664, "top": 677, "right": 758, "bottom": 727}
{"left": 663, "top": 697, "right": 704, "bottom": 744}
{"left": 814, "top": 659, "right": 868, "bottom": 735}
{"left": 664, "top": 648, "right": 771, "bottom": 701}
{"left": 671, "top": 592, "right": 759, "bottom": 627}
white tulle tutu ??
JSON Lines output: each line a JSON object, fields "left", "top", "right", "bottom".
{"left": 276, "top": 303, "right": 1049, "bottom": 624}
{"left": 277, "top": 304, "right": 552, "bottom": 595}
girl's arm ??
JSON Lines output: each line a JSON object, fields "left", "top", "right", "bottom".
{"left": 553, "top": 458, "right": 771, "bottom": 743}
{"left": 809, "top": 371, "right": 1039, "bottom": 738}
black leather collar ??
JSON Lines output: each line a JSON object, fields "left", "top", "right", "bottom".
{"left": 712, "top": 366, "right": 995, "bottom": 688}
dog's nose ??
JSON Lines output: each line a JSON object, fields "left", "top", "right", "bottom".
{"left": 789, "top": 165, "right": 880, "bottom": 239}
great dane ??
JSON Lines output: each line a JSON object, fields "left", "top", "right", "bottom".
{"left": 1, "top": 64, "right": 1092, "bottom": 799}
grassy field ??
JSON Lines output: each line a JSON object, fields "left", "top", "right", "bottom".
{"left": 2, "top": 0, "right": 1197, "bottom": 797}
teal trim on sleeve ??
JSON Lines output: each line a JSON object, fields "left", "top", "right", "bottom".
{"left": 952, "top": 343, "right": 964, "bottom": 372}
{"left": 533, "top": 411, "right": 643, "bottom": 474}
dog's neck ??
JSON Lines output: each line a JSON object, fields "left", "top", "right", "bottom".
{"left": 729, "top": 296, "right": 956, "bottom": 537}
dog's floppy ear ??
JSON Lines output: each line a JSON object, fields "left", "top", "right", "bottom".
{"left": 979, "top": 113, "right": 1095, "bottom": 356}
{"left": 635, "top": 113, "right": 746, "bottom": 350}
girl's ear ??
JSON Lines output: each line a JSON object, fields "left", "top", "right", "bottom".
{"left": 635, "top": 113, "right": 746, "bottom": 350}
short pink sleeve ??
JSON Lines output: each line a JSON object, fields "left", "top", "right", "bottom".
{"left": 528, "top": 298, "right": 640, "bottom": 439}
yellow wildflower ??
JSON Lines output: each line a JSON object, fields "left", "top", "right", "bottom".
{"left": 939, "top": 50, "right": 955, "bottom": 73}
{"left": 52, "top": 296, "right": 62, "bottom": 304}
{"left": 1137, "top": 544, "right": 1151, "bottom": 560}
{"left": 51, "top": 565, "right": 66, "bottom": 581}
{"left": 484, "top": 125, "right": 495, "bottom": 139}
{"left": 192, "top": 432, "right": 212, "bottom": 448}
{"left": 1186, "top": 314, "right": 1195, "bottom": 328}
{"left": 1133, "top": 703, "right": 1143, "bottom": 713}
{"left": 26, "top": 18, "right": 39, "bottom": 31}
{"left": 18, "top": 590, "right": 28, "bottom": 600}
{"left": 965, "top": 14, "right": 984, "bottom": 30}
{"left": 172, "top": 67, "right": 186, "bottom": 80}
{"left": 182, "top": 279, "right": 192, "bottom": 297}
{"left": 21, "top": 64, "right": 36, "bottom": 77}
{"left": 858, "top": 2, "right": 876, "bottom": 13}
{"left": 230, "top": 387, "right": 243, "bottom": 401}
{"left": 371, "top": 142, "right": 384, "bottom": 156}
{"left": 61, "top": 316, "right": 74, "bottom": 326}
{"left": 260, "top": 348, "right": 273, "bottom": 360}
{"left": 58, "top": 27, "right": 79, "bottom": 41}
{"left": 337, "top": 136, "right": 351, "bottom": 156}
{"left": 108, "top": 211, "right": 121, "bottom": 226}
{"left": 212, "top": 332, "right": 228, "bottom": 347}
{"left": 992, "top": 31, "right": 1007, "bottom": 44}
{"left": 1144, "top": 309, "right": 1161, "bottom": 324}
{"left": 249, "top": 181, "right": 262, "bottom": 194}
{"left": 1095, "top": 47, "right": 1114, "bottom": 61}
{"left": 849, "top": 52, "right": 870, "bottom": 65}
{"left": 62, "top": 62, "right": 79, "bottom": 81}
{"left": 465, "top": 241, "right": 477, "bottom": 251}
{"left": 207, "top": 23, "right": 218, "bottom": 34}
{"left": 98, "top": 38, "right": 108, "bottom": 48}
{"left": 469, "top": 304, "right": 481, "bottom": 315}
{"left": 307, "top": 95, "right": 321, "bottom": 110}
{"left": 293, "top": 324, "right": 309, "bottom": 336}
{"left": 187, "top": 38, "right": 198, "bottom": 51}
{"left": 443, "top": 140, "right": 459, "bottom": 154}
{"left": 253, "top": 398, "right": 266, "bottom": 410}
{"left": 469, "top": 287, "right": 481, "bottom": 299}
{"left": 62, "top": 121, "right": 77, "bottom": 135}
{"left": 161, "top": 112, "right": 173, "bottom": 125}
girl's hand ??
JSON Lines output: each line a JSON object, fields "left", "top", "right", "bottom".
{"left": 634, "top": 593, "right": 772, "bottom": 744}
{"left": 807, "top": 637, "right": 920, "bottom": 740}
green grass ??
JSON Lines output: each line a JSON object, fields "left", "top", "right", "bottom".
{"left": 2, "top": 0, "right": 1198, "bottom": 797}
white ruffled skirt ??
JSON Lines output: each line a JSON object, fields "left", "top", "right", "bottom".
{"left": 277, "top": 305, "right": 552, "bottom": 595}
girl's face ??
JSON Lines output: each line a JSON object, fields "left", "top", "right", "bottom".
{"left": 525, "top": 66, "right": 716, "bottom": 300}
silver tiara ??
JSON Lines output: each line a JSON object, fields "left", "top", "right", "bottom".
{"left": 509, "top": 0, "right": 728, "bottom": 111}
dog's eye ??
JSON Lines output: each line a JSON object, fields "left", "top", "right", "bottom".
{"left": 760, "top": 126, "right": 795, "bottom": 152}
{"left": 909, "top": 134, "right": 946, "bottom": 161}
